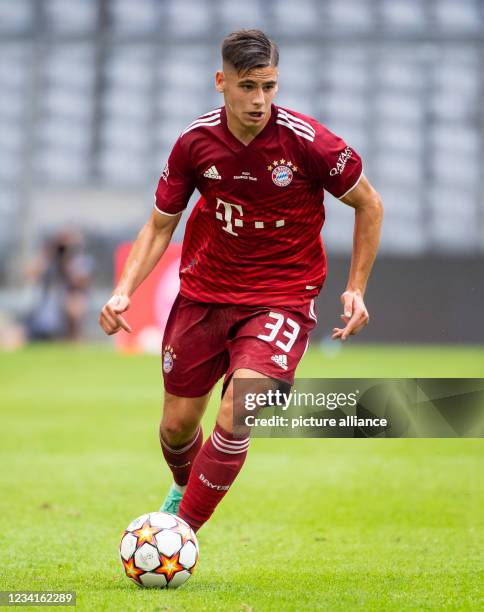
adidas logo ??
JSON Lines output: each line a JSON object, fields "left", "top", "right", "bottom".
{"left": 203, "top": 165, "right": 221, "bottom": 180}
{"left": 271, "top": 354, "right": 288, "bottom": 370}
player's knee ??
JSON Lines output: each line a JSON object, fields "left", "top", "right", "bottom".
{"left": 159, "top": 417, "right": 195, "bottom": 447}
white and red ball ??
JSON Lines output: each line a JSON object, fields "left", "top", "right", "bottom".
{"left": 119, "top": 512, "right": 199, "bottom": 589}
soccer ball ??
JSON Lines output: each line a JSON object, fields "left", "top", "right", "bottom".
{"left": 119, "top": 511, "right": 199, "bottom": 588}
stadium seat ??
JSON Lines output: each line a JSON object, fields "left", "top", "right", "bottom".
{"left": 433, "top": 0, "right": 481, "bottom": 32}
{"left": 101, "top": 120, "right": 149, "bottom": 154}
{"left": 165, "top": 0, "right": 212, "bottom": 35}
{"left": 380, "top": 0, "right": 426, "bottom": 30}
{"left": 219, "top": 0, "right": 266, "bottom": 31}
{"left": 0, "top": 0, "right": 34, "bottom": 33}
{"left": 44, "top": 0, "right": 99, "bottom": 33}
{"left": 104, "top": 47, "right": 153, "bottom": 90}
{"left": 326, "top": 0, "right": 373, "bottom": 30}
{"left": 102, "top": 89, "right": 150, "bottom": 122}
{"left": 271, "top": 0, "right": 320, "bottom": 34}
{"left": 375, "top": 124, "right": 423, "bottom": 154}
{"left": 108, "top": 0, "right": 159, "bottom": 33}
{"left": 36, "top": 149, "right": 91, "bottom": 182}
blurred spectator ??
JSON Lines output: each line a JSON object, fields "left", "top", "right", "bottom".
{"left": 25, "top": 229, "right": 94, "bottom": 341}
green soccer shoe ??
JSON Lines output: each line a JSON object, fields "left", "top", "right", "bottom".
{"left": 159, "top": 483, "right": 184, "bottom": 515}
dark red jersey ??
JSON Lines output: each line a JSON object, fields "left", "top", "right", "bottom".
{"left": 155, "top": 104, "right": 362, "bottom": 306}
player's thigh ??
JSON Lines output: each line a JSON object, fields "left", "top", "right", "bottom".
{"left": 161, "top": 390, "right": 212, "bottom": 445}
{"left": 162, "top": 294, "right": 230, "bottom": 397}
{"left": 217, "top": 303, "right": 317, "bottom": 432}
{"left": 227, "top": 302, "right": 317, "bottom": 385}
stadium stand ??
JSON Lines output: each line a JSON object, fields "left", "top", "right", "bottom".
{"left": 0, "top": 0, "right": 482, "bottom": 285}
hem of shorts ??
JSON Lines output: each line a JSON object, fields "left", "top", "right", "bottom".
{"left": 163, "top": 381, "right": 217, "bottom": 398}
{"left": 224, "top": 364, "right": 294, "bottom": 387}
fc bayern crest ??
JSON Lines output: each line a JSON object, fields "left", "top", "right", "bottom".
{"left": 267, "top": 159, "right": 298, "bottom": 187}
{"left": 163, "top": 345, "right": 176, "bottom": 373}
{"left": 272, "top": 165, "right": 293, "bottom": 187}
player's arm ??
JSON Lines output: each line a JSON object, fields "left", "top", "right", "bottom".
{"left": 332, "top": 174, "right": 383, "bottom": 341}
{"left": 99, "top": 209, "right": 181, "bottom": 336}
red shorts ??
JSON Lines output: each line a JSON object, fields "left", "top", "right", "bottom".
{"left": 161, "top": 293, "right": 318, "bottom": 397}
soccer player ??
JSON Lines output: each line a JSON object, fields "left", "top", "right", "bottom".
{"left": 99, "top": 30, "right": 383, "bottom": 532}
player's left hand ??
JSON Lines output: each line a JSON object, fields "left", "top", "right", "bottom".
{"left": 332, "top": 290, "right": 369, "bottom": 341}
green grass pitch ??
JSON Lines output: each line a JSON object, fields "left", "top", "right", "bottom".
{"left": 0, "top": 344, "right": 483, "bottom": 611}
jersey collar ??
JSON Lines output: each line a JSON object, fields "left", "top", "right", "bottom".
{"left": 220, "top": 104, "right": 277, "bottom": 150}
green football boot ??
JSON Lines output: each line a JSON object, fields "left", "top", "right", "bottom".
{"left": 159, "top": 483, "right": 184, "bottom": 515}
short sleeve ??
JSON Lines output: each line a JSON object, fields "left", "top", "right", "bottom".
{"left": 154, "top": 137, "right": 196, "bottom": 215}
{"left": 309, "top": 124, "right": 363, "bottom": 199}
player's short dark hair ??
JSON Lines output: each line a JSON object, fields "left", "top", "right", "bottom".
{"left": 221, "top": 29, "right": 279, "bottom": 75}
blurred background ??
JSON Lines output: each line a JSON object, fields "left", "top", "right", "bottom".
{"left": 0, "top": 0, "right": 483, "bottom": 349}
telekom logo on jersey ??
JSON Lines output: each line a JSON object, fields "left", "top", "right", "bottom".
{"left": 215, "top": 198, "right": 285, "bottom": 236}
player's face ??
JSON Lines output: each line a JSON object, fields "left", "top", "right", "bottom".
{"left": 216, "top": 64, "right": 278, "bottom": 130}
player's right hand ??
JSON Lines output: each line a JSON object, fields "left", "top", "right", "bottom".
{"left": 99, "top": 295, "right": 132, "bottom": 335}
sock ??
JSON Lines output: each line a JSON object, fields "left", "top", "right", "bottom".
{"left": 160, "top": 426, "right": 203, "bottom": 487}
{"left": 178, "top": 423, "right": 249, "bottom": 531}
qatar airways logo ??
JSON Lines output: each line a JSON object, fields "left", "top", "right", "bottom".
{"left": 215, "top": 198, "right": 285, "bottom": 236}
{"left": 330, "top": 146, "right": 352, "bottom": 176}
